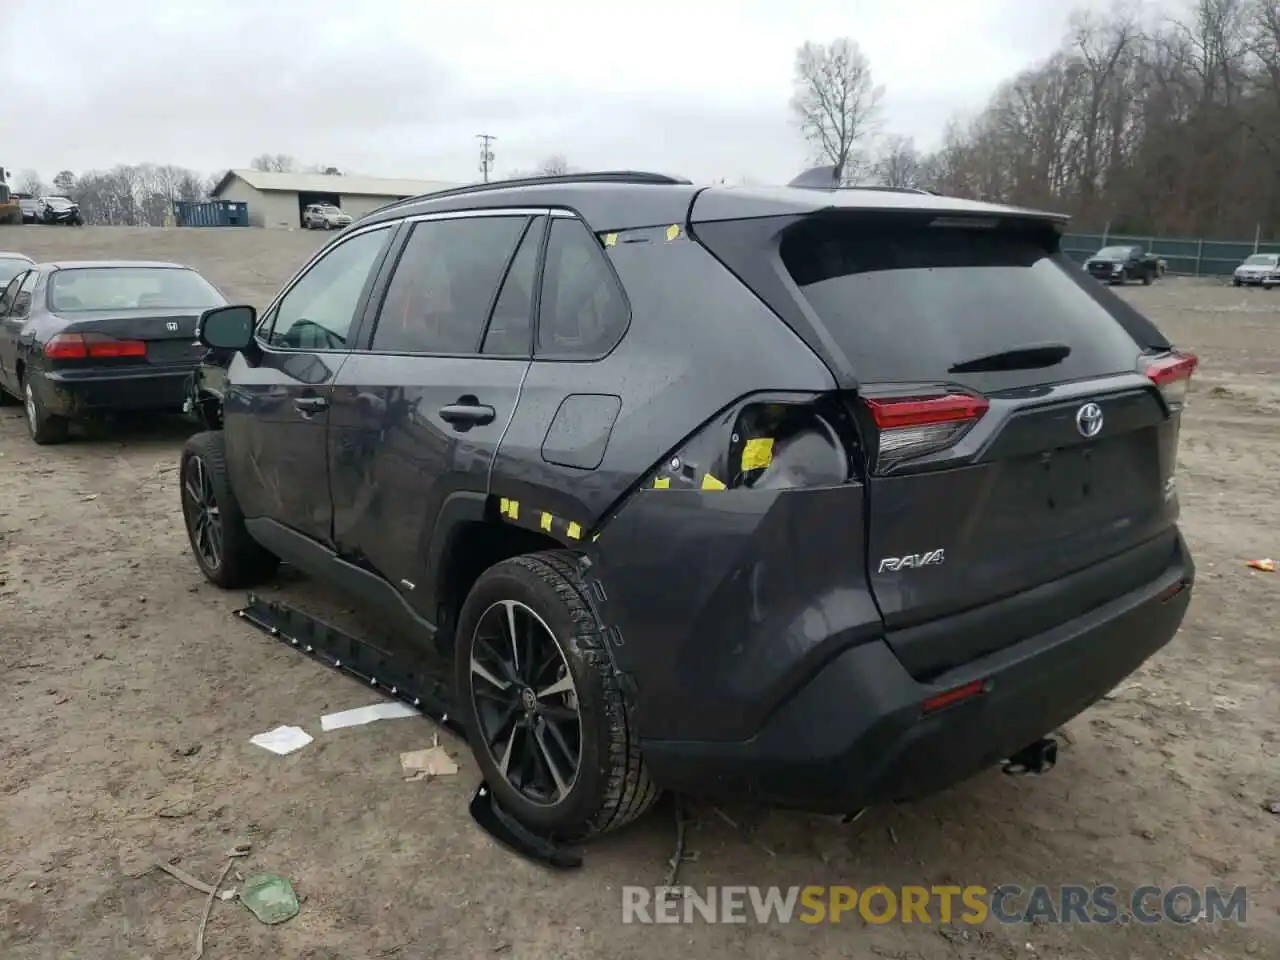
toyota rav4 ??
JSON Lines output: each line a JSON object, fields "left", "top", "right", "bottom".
{"left": 180, "top": 170, "right": 1197, "bottom": 841}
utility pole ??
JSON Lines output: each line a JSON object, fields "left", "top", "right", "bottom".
{"left": 476, "top": 134, "right": 496, "bottom": 183}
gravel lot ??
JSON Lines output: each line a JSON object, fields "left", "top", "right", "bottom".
{"left": 1, "top": 225, "right": 1276, "bottom": 960}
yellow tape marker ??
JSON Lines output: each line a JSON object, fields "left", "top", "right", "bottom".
{"left": 665, "top": 223, "right": 680, "bottom": 242}
{"left": 567, "top": 521, "right": 582, "bottom": 540}
{"left": 540, "top": 512, "right": 553, "bottom": 532}
{"left": 500, "top": 497, "right": 510, "bottom": 516}
{"left": 701, "top": 473, "right": 726, "bottom": 491}
{"left": 653, "top": 476, "right": 671, "bottom": 489}
{"left": 604, "top": 233, "right": 618, "bottom": 247}
{"left": 507, "top": 499, "right": 519, "bottom": 520}
{"left": 741, "top": 437, "right": 774, "bottom": 472}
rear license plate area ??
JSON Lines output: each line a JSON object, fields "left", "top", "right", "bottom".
{"left": 147, "top": 340, "right": 203, "bottom": 364}
{"left": 1040, "top": 446, "right": 1094, "bottom": 513}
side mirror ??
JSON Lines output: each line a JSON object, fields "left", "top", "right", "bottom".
{"left": 198, "top": 304, "right": 257, "bottom": 351}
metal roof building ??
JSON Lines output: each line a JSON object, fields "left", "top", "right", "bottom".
{"left": 210, "top": 169, "right": 460, "bottom": 229}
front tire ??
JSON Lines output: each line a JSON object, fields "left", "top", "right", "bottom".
{"left": 455, "top": 551, "right": 658, "bottom": 841}
{"left": 22, "top": 376, "right": 70, "bottom": 445}
{"left": 180, "top": 431, "right": 279, "bottom": 588}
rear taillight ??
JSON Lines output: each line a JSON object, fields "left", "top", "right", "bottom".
{"left": 45, "top": 332, "right": 147, "bottom": 360}
{"left": 1143, "top": 351, "right": 1197, "bottom": 411}
{"left": 863, "top": 393, "right": 989, "bottom": 468}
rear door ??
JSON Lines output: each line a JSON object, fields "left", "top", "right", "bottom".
{"left": 328, "top": 211, "right": 541, "bottom": 621}
{"left": 775, "top": 213, "right": 1187, "bottom": 677}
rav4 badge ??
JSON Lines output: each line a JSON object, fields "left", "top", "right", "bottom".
{"left": 878, "top": 549, "right": 946, "bottom": 573}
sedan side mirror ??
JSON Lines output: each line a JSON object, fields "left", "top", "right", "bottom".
{"left": 198, "top": 304, "right": 257, "bottom": 351}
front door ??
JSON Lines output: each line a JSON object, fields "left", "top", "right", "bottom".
{"left": 225, "top": 224, "right": 397, "bottom": 545}
{"left": 328, "top": 212, "right": 544, "bottom": 622}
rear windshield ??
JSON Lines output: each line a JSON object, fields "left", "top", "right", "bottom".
{"left": 49, "top": 267, "right": 224, "bottom": 313}
{"left": 780, "top": 218, "right": 1146, "bottom": 391}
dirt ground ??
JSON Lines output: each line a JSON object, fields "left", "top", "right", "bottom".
{"left": 0, "top": 225, "right": 1276, "bottom": 960}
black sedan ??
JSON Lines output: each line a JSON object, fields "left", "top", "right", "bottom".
{"left": 0, "top": 260, "right": 228, "bottom": 443}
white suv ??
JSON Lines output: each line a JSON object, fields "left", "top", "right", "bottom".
{"left": 301, "top": 204, "right": 352, "bottom": 230}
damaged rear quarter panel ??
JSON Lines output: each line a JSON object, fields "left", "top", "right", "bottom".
{"left": 586, "top": 484, "right": 884, "bottom": 743}
{"left": 488, "top": 223, "right": 836, "bottom": 539}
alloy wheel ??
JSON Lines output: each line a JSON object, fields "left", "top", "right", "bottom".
{"left": 469, "top": 599, "right": 582, "bottom": 807}
{"left": 182, "top": 456, "right": 222, "bottom": 570}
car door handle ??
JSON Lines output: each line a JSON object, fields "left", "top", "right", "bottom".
{"left": 439, "top": 402, "right": 496, "bottom": 427}
{"left": 294, "top": 396, "right": 329, "bottom": 414}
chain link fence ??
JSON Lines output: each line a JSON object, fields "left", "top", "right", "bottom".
{"left": 1062, "top": 230, "right": 1276, "bottom": 278}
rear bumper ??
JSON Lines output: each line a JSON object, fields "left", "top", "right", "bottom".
{"left": 638, "top": 533, "right": 1193, "bottom": 812}
{"left": 39, "top": 366, "right": 195, "bottom": 416}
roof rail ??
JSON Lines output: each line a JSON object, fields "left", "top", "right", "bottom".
{"left": 364, "top": 170, "right": 692, "bottom": 218}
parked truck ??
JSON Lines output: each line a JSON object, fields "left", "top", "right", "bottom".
{"left": 0, "top": 167, "right": 23, "bottom": 225}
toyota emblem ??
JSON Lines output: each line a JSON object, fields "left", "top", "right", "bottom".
{"left": 1075, "top": 402, "right": 1104, "bottom": 438}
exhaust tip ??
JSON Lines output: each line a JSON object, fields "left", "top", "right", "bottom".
{"left": 1001, "top": 737, "right": 1059, "bottom": 776}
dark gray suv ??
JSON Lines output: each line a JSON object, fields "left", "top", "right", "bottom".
{"left": 181, "top": 170, "right": 1197, "bottom": 841}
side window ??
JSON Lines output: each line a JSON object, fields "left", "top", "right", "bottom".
{"left": 370, "top": 215, "right": 526, "bottom": 355}
{"left": 12, "top": 271, "right": 37, "bottom": 317}
{"left": 481, "top": 217, "right": 543, "bottom": 357}
{"left": 536, "top": 217, "right": 629, "bottom": 358}
{"left": 0, "top": 273, "right": 23, "bottom": 315}
{"left": 267, "top": 226, "right": 391, "bottom": 350}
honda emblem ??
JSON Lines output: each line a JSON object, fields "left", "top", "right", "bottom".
{"left": 165, "top": 321, "right": 179, "bottom": 332}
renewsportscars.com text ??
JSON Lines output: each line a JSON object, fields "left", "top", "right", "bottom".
{"left": 621, "top": 884, "right": 1249, "bottom": 925}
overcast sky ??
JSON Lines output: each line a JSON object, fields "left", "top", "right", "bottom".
{"left": 6, "top": 0, "right": 1121, "bottom": 186}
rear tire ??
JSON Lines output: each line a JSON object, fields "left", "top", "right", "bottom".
{"left": 180, "top": 431, "right": 279, "bottom": 588}
{"left": 455, "top": 551, "right": 659, "bottom": 841}
{"left": 22, "top": 376, "right": 70, "bottom": 445}
{"left": 1142, "top": 271, "right": 1152, "bottom": 286}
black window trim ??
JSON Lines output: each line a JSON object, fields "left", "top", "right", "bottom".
{"left": 254, "top": 221, "right": 399, "bottom": 355}
{"left": 354, "top": 207, "right": 555, "bottom": 359}
{"left": 530, "top": 209, "right": 633, "bottom": 364}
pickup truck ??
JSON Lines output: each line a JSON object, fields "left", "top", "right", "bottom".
{"left": 1083, "top": 245, "right": 1162, "bottom": 285}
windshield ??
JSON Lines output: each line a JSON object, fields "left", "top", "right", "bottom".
{"left": 49, "top": 267, "right": 224, "bottom": 312}
{"left": 1243, "top": 254, "right": 1277, "bottom": 266}
{"left": 0, "top": 258, "right": 30, "bottom": 284}
{"left": 1095, "top": 246, "right": 1133, "bottom": 258}
{"left": 318, "top": 205, "right": 342, "bottom": 214}
{"left": 781, "top": 217, "right": 1144, "bottom": 393}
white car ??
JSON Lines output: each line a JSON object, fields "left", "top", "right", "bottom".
{"left": 1232, "top": 253, "right": 1280, "bottom": 288}
{"left": 301, "top": 203, "right": 352, "bottom": 230}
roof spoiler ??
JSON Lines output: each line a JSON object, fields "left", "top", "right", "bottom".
{"left": 787, "top": 166, "right": 942, "bottom": 196}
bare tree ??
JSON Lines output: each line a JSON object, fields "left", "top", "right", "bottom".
{"left": 872, "top": 135, "right": 924, "bottom": 188}
{"left": 536, "top": 154, "right": 571, "bottom": 175}
{"left": 52, "top": 170, "right": 76, "bottom": 195}
{"left": 250, "top": 153, "right": 297, "bottom": 173}
{"left": 790, "top": 38, "right": 885, "bottom": 184}
{"left": 17, "top": 169, "right": 45, "bottom": 196}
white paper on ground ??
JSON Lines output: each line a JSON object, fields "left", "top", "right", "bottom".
{"left": 249, "top": 725, "right": 313, "bottom": 756}
{"left": 320, "top": 701, "right": 421, "bottom": 732}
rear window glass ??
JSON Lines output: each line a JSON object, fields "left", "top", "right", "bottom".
{"left": 781, "top": 219, "right": 1145, "bottom": 390}
{"left": 49, "top": 267, "right": 224, "bottom": 312}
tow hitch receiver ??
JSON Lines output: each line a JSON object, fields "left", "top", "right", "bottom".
{"left": 1001, "top": 737, "right": 1059, "bottom": 776}
{"left": 235, "top": 593, "right": 583, "bottom": 870}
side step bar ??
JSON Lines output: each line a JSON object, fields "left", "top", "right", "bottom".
{"left": 235, "top": 594, "right": 583, "bottom": 870}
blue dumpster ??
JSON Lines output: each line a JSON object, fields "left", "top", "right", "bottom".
{"left": 173, "top": 200, "right": 250, "bottom": 227}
